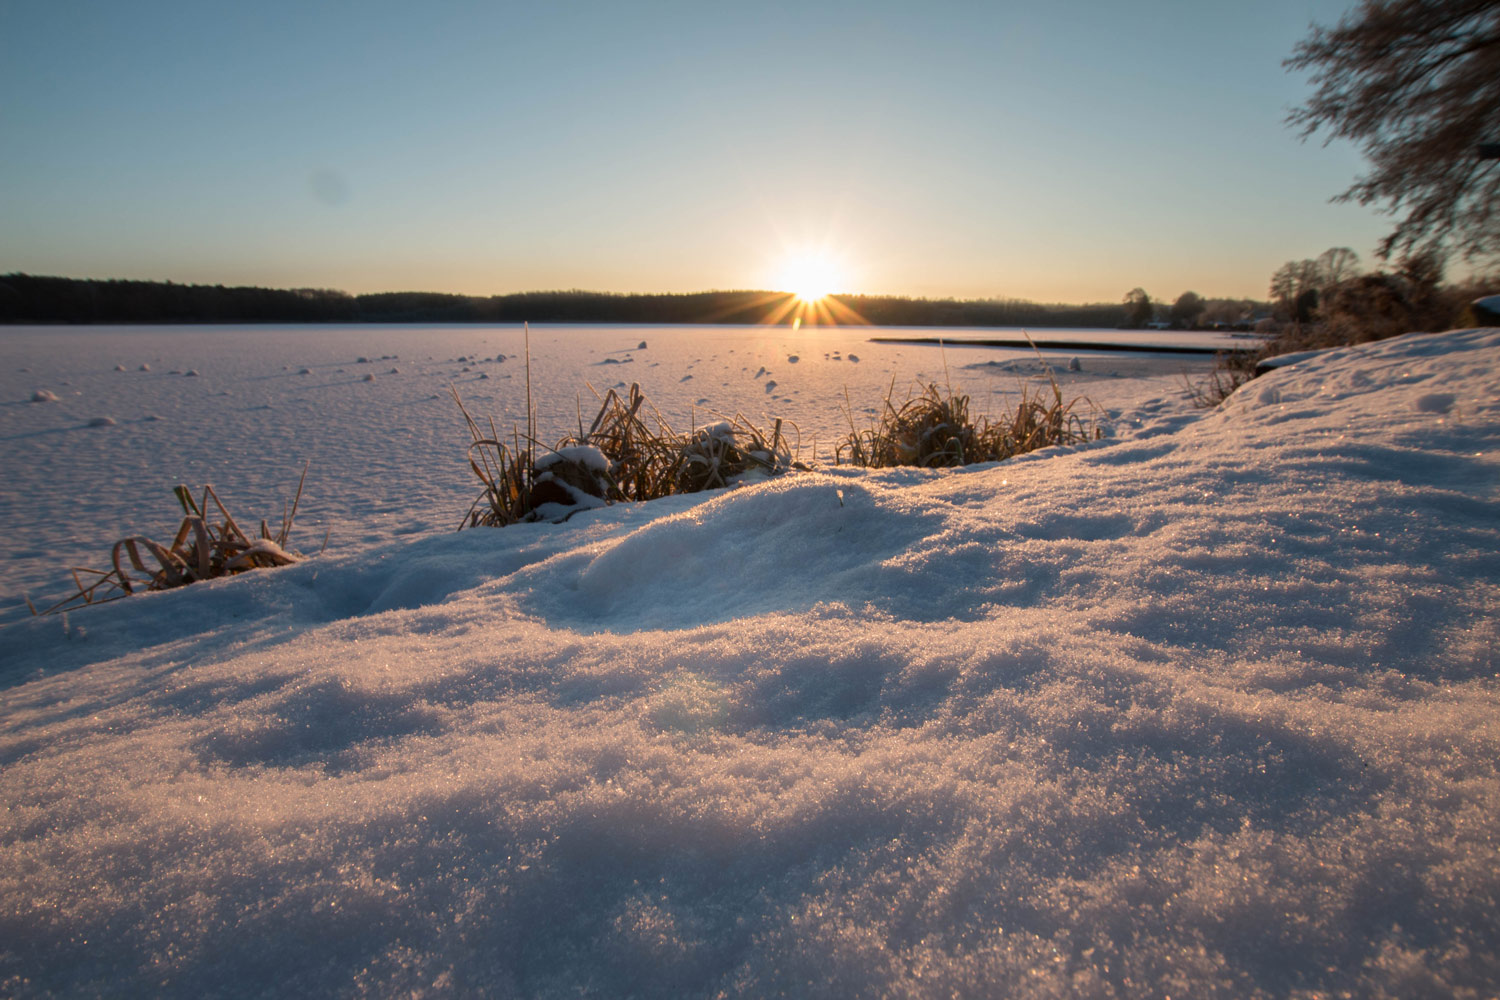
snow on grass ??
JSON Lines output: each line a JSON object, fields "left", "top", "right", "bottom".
{"left": 1, "top": 328, "right": 1498, "bottom": 996}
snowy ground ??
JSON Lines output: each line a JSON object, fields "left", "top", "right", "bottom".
{"left": 0, "top": 323, "right": 1223, "bottom": 622}
{"left": 2, "top": 327, "right": 1498, "bottom": 997}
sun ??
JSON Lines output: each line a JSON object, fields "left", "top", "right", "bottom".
{"left": 760, "top": 244, "right": 869, "bottom": 326}
{"left": 776, "top": 250, "right": 845, "bottom": 303}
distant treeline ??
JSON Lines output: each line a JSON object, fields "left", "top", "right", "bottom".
{"left": 0, "top": 273, "right": 1132, "bottom": 328}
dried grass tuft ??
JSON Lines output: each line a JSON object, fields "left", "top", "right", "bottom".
{"left": 674, "top": 416, "right": 788, "bottom": 493}
{"left": 1184, "top": 349, "right": 1261, "bottom": 407}
{"left": 454, "top": 384, "right": 539, "bottom": 527}
{"left": 456, "top": 380, "right": 798, "bottom": 528}
{"left": 572, "top": 382, "right": 679, "bottom": 502}
{"left": 836, "top": 375, "right": 1099, "bottom": 468}
{"left": 35, "top": 468, "right": 308, "bottom": 615}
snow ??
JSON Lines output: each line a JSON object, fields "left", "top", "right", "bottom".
{"left": 223, "top": 537, "right": 298, "bottom": 571}
{"left": 0, "top": 323, "right": 1220, "bottom": 622}
{"left": 529, "top": 449, "right": 614, "bottom": 520}
{"left": 1, "top": 326, "right": 1498, "bottom": 996}
{"left": 536, "top": 444, "right": 612, "bottom": 474}
{"left": 1255, "top": 347, "right": 1331, "bottom": 371}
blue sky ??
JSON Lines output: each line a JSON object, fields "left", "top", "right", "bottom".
{"left": 2, "top": 0, "right": 1386, "bottom": 302}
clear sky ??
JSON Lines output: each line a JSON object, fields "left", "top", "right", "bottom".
{"left": 1, "top": 0, "right": 1389, "bottom": 304}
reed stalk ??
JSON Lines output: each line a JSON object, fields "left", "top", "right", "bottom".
{"left": 35, "top": 467, "right": 309, "bottom": 615}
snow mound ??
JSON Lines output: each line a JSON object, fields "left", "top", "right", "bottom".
{"left": 519, "top": 476, "right": 942, "bottom": 630}
{"left": 537, "top": 444, "right": 611, "bottom": 474}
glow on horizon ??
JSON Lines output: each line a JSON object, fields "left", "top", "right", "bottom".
{"left": 774, "top": 248, "right": 852, "bottom": 304}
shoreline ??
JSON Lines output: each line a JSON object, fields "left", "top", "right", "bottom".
{"left": 868, "top": 335, "right": 1246, "bottom": 355}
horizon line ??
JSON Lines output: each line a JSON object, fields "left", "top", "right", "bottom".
{"left": 1, "top": 272, "right": 1270, "bottom": 309}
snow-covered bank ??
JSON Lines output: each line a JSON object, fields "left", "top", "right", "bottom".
{"left": 2, "top": 330, "right": 1498, "bottom": 997}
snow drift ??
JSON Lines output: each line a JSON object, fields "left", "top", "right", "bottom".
{"left": 2, "top": 330, "right": 1498, "bottom": 997}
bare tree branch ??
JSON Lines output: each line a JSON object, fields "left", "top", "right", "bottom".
{"left": 1286, "top": 0, "right": 1500, "bottom": 261}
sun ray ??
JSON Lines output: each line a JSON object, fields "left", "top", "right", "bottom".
{"left": 775, "top": 249, "right": 846, "bottom": 306}
{"left": 757, "top": 291, "right": 871, "bottom": 328}
{"left": 754, "top": 239, "right": 871, "bottom": 326}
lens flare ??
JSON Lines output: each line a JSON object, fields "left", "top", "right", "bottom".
{"left": 776, "top": 251, "right": 844, "bottom": 304}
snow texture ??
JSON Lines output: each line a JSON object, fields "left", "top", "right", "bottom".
{"left": 1, "top": 327, "right": 1498, "bottom": 998}
{"left": 536, "top": 444, "right": 612, "bottom": 474}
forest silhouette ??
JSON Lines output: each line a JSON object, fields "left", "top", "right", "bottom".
{"left": 0, "top": 274, "right": 1137, "bottom": 328}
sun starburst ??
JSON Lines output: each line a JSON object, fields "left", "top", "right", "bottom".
{"left": 775, "top": 250, "right": 847, "bottom": 305}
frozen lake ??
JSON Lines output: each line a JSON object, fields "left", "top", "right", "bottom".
{"left": 0, "top": 323, "right": 1225, "bottom": 620}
